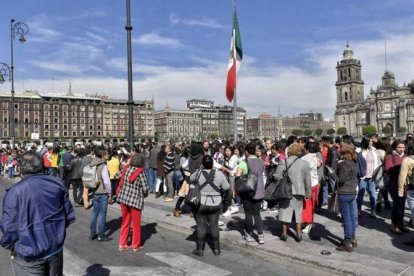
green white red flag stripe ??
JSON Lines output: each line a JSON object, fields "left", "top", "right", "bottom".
{"left": 226, "top": 10, "right": 243, "bottom": 103}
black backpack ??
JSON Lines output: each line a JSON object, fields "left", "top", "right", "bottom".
{"left": 185, "top": 169, "right": 219, "bottom": 207}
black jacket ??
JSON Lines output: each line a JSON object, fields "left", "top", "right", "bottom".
{"left": 331, "top": 160, "right": 358, "bottom": 195}
{"left": 69, "top": 156, "right": 84, "bottom": 180}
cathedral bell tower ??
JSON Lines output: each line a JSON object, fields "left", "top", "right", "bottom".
{"left": 335, "top": 43, "right": 365, "bottom": 106}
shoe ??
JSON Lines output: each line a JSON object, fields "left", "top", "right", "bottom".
{"left": 132, "top": 246, "right": 144, "bottom": 252}
{"left": 243, "top": 233, "right": 254, "bottom": 242}
{"left": 336, "top": 240, "right": 354, "bottom": 252}
{"left": 391, "top": 224, "right": 402, "bottom": 235}
{"left": 384, "top": 202, "right": 392, "bottom": 210}
{"left": 190, "top": 211, "right": 194, "bottom": 218}
{"left": 213, "top": 241, "right": 221, "bottom": 256}
{"left": 155, "top": 192, "right": 162, "bottom": 199}
{"left": 370, "top": 210, "right": 377, "bottom": 218}
{"left": 230, "top": 206, "right": 239, "bottom": 214}
{"left": 351, "top": 238, "right": 358, "bottom": 248}
{"left": 258, "top": 234, "right": 265, "bottom": 244}
{"left": 89, "top": 234, "right": 98, "bottom": 240}
{"left": 85, "top": 203, "right": 92, "bottom": 210}
{"left": 280, "top": 234, "right": 288, "bottom": 241}
{"left": 164, "top": 197, "right": 174, "bottom": 202}
{"left": 118, "top": 245, "right": 130, "bottom": 251}
{"left": 321, "top": 203, "right": 328, "bottom": 209}
{"left": 97, "top": 236, "right": 112, "bottom": 242}
{"left": 218, "top": 220, "right": 225, "bottom": 227}
{"left": 221, "top": 210, "right": 232, "bottom": 217}
{"left": 192, "top": 242, "right": 204, "bottom": 257}
{"left": 294, "top": 234, "right": 302, "bottom": 243}
{"left": 269, "top": 207, "right": 279, "bottom": 213}
{"left": 74, "top": 203, "right": 80, "bottom": 207}
{"left": 173, "top": 209, "right": 181, "bottom": 218}
{"left": 302, "top": 224, "right": 312, "bottom": 234}
{"left": 404, "top": 239, "right": 414, "bottom": 246}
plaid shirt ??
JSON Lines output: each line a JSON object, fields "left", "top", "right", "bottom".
{"left": 117, "top": 166, "right": 149, "bottom": 210}
{"left": 365, "top": 149, "right": 375, "bottom": 178}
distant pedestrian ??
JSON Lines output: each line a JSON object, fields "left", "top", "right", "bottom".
{"left": 0, "top": 151, "right": 76, "bottom": 276}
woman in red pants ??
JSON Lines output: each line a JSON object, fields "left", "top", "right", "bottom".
{"left": 117, "top": 153, "right": 149, "bottom": 252}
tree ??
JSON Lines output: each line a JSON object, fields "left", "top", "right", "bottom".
{"left": 398, "top": 127, "right": 407, "bottom": 134}
{"left": 382, "top": 126, "right": 392, "bottom": 135}
{"left": 336, "top": 127, "right": 347, "bottom": 136}
{"left": 362, "top": 125, "right": 376, "bottom": 136}
{"left": 291, "top": 129, "right": 303, "bottom": 136}
{"left": 326, "top": 128, "right": 336, "bottom": 135}
{"left": 303, "top": 129, "right": 313, "bottom": 136}
{"left": 315, "top": 128, "right": 323, "bottom": 136}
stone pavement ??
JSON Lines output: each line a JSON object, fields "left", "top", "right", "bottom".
{"left": 107, "top": 194, "right": 414, "bottom": 276}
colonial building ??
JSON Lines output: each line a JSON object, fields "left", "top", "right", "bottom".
{"left": 0, "top": 90, "right": 155, "bottom": 143}
{"left": 246, "top": 112, "right": 333, "bottom": 140}
{"left": 334, "top": 44, "right": 414, "bottom": 137}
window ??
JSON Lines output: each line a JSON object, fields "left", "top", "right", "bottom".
{"left": 63, "top": 125, "right": 67, "bottom": 130}
{"left": 44, "top": 104, "right": 50, "bottom": 110}
{"left": 80, "top": 106, "right": 85, "bottom": 112}
{"left": 24, "top": 118, "right": 28, "bottom": 123}
{"left": 14, "top": 104, "right": 19, "bottom": 109}
{"left": 45, "top": 125, "right": 49, "bottom": 129}
{"left": 72, "top": 131, "right": 77, "bottom": 136}
{"left": 53, "top": 105, "right": 59, "bottom": 110}
{"left": 54, "top": 124, "right": 58, "bottom": 129}
{"left": 72, "top": 124, "right": 77, "bottom": 130}
{"left": 63, "top": 132, "right": 68, "bottom": 137}
{"left": 2, "top": 102, "right": 8, "bottom": 108}
{"left": 54, "top": 118, "right": 58, "bottom": 123}
{"left": 44, "top": 131, "right": 49, "bottom": 137}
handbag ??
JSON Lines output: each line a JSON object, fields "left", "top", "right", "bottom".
{"left": 270, "top": 157, "right": 299, "bottom": 201}
{"left": 372, "top": 165, "right": 386, "bottom": 190}
{"left": 328, "top": 190, "right": 340, "bottom": 214}
{"left": 235, "top": 160, "right": 257, "bottom": 193}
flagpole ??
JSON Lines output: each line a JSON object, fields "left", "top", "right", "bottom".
{"left": 232, "top": 0, "right": 238, "bottom": 144}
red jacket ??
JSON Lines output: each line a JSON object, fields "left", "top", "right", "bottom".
{"left": 384, "top": 152, "right": 404, "bottom": 192}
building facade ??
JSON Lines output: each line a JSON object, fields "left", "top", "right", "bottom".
{"left": 0, "top": 90, "right": 155, "bottom": 143}
{"left": 246, "top": 112, "right": 333, "bottom": 140}
{"left": 334, "top": 44, "right": 414, "bottom": 137}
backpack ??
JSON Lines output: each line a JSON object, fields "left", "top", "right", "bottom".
{"left": 185, "top": 169, "right": 203, "bottom": 206}
{"left": 235, "top": 159, "right": 258, "bottom": 194}
{"left": 82, "top": 164, "right": 101, "bottom": 189}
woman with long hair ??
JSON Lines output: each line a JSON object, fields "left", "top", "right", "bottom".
{"left": 331, "top": 141, "right": 358, "bottom": 252}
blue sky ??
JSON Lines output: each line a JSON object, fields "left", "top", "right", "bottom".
{"left": 1, "top": 0, "right": 414, "bottom": 119}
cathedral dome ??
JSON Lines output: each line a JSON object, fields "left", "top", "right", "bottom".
{"left": 343, "top": 43, "right": 354, "bottom": 60}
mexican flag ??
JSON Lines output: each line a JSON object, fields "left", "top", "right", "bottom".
{"left": 226, "top": 10, "right": 243, "bottom": 103}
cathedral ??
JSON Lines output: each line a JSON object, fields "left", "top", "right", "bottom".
{"left": 334, "top": 44, "right": 414, "bottom": 137}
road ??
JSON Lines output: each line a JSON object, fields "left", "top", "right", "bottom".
{"left": 0, "top": 177, "right": 344, "bottom": 276}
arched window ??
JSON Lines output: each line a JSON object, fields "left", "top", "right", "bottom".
{"left": 344, "top": 92, "right": 348, "bottom": 101}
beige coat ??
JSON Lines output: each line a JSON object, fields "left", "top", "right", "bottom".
{"left": 398, "top": 156, "right": 414, "bottom": 197}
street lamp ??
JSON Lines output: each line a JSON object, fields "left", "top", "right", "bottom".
{"left": 0, "top": 63, "right": 11, "bottom": 84}
{"left": 125, "top": 0, "right": 134, "bottom": 147}
{"left": 10, "top": 19, "right": 29, "bottom": 148}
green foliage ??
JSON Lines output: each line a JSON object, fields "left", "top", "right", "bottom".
{"left": 336, "top": 127, "right": 347, "bottom": 136}
{"left": 326, "top": 128, "right": 336, "bottom": 135}
{"left": 303, "top": 129, "right": 313, "bottom": 136}
{"left": 382, "top": 126, "right": 392, "bottom": 135}
{"left": 315, "top": 128, "right": 323, "bottom": 136}
{"left": 362, "top": 125, "right": 376, "bottom": 136}
{"left": 291, "top": 129, "right": 303, "bottom": 136}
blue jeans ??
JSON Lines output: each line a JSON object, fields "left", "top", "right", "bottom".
{"left": 357, "top": 178, "right": 377, "bottom": 211}
{"left": 148, "top": 168, "right": 157, "bottom": 193}
{"left": 8, "top": 166, "right": 15, "bottom": 178}
{"left": 12, "top": 250, "right": 63, "bottom": 276}
{"left": 90, "top": 194, "right": 109, "bottom": 238}
{"left": 407, "top": 189, "right": 414, "bottom": 226}
{"left": 339, "top": 194, "right": 357, "bottom": 241}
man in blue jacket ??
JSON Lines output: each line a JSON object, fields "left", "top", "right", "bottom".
{"left": 0, "top": 151, "right": 76, "bottom": 276}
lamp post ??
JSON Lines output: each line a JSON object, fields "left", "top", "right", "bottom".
{"left": 10, "top": 19, "right": 29, "bottom": 148}
{"left": 0, "top": 62, "right": 11, "bottom": 142}
{"left": 125, "top": 0, "right": 134, "bottom": 147}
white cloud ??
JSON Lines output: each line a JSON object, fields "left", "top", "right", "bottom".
{"left": 133, "top": 33, "right": 182, "bottom": 47}
{"left": 30, "top": 61, "right": 102, "bottom": 74}
{"left": 169, "top": 13, "right": 226, "bottom": 29}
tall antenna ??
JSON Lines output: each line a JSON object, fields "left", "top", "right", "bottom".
{"left": 385, "top": 42, "right": 388, "bottom": 72}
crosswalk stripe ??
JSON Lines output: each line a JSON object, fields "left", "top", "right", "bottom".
{"left": 146, "top": 252, "right": 232, "bottom": 276}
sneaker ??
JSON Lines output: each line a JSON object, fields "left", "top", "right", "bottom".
{"left": 258, "top": 234, "right": 265, "bottom": 244}
{"left": 230, "top": 206, "right": 239, "bottom": 214}
{"left": 164, "top": 197, "right": 174, "bottom": 202}
{"left": 118, "top": 245, "right": 130, "bottom": 251}
{"left": 391, "top": 224, "right": 402, "bottom": 235}
{"left": 218, "top": 220, "right": 225, "bottom": 226}
{"left": 222, "top": 210, "right": 232, "bottom": 217}
{"left": 302, "top": 224, "right": 312, "bottom": 234}
{"left": 370, "top": 210, "right": 377, "bottom": 218}
{"left": 321, "top": 203, "right": 328, "bottom": 209}
{"left": 132, "top": 246, "right": 144, "bottom": 252}
{"left": 269, "top": 207, "right": 279, "bottom": 215}
{"left": 243, "top": 233, "right": 254, "bottom": 242}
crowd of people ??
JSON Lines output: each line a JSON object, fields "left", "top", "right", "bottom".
{"left": 2, "top": 133, "right": 414, "bottom": 274}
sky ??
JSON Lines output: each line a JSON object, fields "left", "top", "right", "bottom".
{"left": 1, "top": 0, "right": 414, "bottom": 120}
